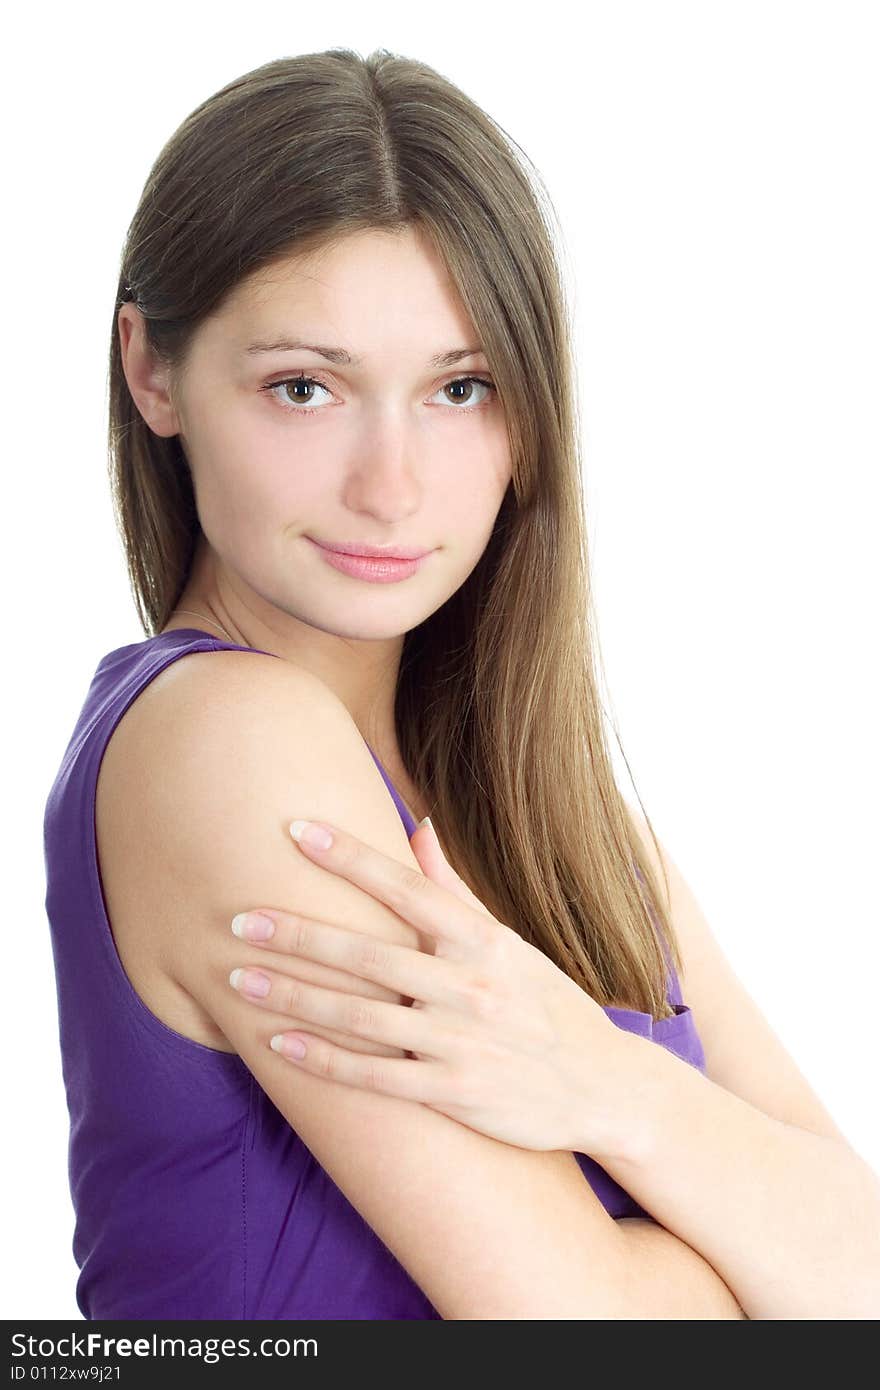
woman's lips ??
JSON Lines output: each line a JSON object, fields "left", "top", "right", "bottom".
{"left": 310, "top": 537, "right": 432, "bottom": 559}
{"left": 305, "top": 536, "right": 432, "bottom": 583}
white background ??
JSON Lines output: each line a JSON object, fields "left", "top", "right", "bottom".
{"left": 4, "top": 0, "right": 877, "bottom": 1319}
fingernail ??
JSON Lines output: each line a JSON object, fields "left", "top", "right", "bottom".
{"left": 231, "top": 912, "right": 275, "bottom": 941}
{"left": 271, "top": 1033, "right": 307, "bottom": 1059}
{"left": 229, "top": 968, "right": 271, "bottom": 998}
{"left": 290, "top": 820, "right": 334, "bottom": 850}
{"left": 418, "top": 816, "right": 435, "bottom": 836}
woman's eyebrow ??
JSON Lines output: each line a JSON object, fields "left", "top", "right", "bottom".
{"left": 243, "top": 338, "right": 485, "bottom": 369}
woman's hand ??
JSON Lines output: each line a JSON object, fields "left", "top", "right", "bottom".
{"left": 227, "top": 815, "right": 636, "bottom": 1159}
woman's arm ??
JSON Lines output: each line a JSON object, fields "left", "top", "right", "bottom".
{"left": 596, "top": 1034, "right": 880, "bottom": 1319}
{"left": 106, "top": 650, "right": 749, "bottom": 1318}
{"left": 617, "top": 1218, "right": 747, "bottom": 1319}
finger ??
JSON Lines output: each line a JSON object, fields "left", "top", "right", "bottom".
{"left": 410, "top": 819, "right": 494, "bottom": 919}
{"left": 288, "top": 819, "right": 495, "bottom": 952}
{"left": 268, "top": 1030, "right": 451, "bottom": 1103}
{"left": 228, "top": 966, "right": 443, "bottom": 1056}
{"left": 232, "top": 910, "right": 475, "bottom": 1012}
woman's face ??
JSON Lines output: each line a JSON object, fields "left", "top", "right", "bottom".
{"left": 130, "top": 225, "right": 512, "bottom": 647}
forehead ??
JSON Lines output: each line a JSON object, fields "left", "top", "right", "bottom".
{"left": 212, "top": 226, "right": 478, "bottom": 347}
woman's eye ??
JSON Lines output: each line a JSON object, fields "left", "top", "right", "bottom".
{"left": 431, "top": 376, "right": 496, "bottom": 410}
{"left": 261, "top": 373, "right": 496, "bottom": 415}
{"left": 263, "top": 375, "right": 334, "bottom": 411}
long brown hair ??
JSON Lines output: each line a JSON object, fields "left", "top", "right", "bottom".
{"left": 108, "top": 48, "right": 681, "bottom": 1018}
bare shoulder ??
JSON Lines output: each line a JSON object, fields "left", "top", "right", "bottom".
{"left": 106, "top": 645, "right": 387, "bottom": 860}
{"left": 123, "top": 644, "right": 416, "bottom": 901}
{"left": 128, "top": 645, "right": 346, "bottom": 736}
{"left": 113, "top": 642, "right": 416, "bottom": 903}
{"left": 95, "top": 647, "right": 378, "bottom": 1052}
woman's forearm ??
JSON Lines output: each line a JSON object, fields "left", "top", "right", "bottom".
{"left": 616, "top": 1217, "right": 747, "bottom": 1319}
{"left": 595, "top": 1034, "right": 880, "bottom": 1318}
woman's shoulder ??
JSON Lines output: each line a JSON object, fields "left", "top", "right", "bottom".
{"left": 92, "top": 635, "right": 390, "bottom": 1052}
{"left": 128, "top": 631, "right": 346, "bottom": 734}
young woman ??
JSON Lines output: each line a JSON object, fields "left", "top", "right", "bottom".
{"left": 43, "top": 49, "right": 878, "bottom": 1321}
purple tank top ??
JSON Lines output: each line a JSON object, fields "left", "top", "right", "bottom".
{"left": 42, "top": 628, "right": 707, "bottom": 1320}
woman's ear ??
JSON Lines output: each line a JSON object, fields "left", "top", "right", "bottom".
{"left": 117, "top": 304, "right": 180, "bottom": 438}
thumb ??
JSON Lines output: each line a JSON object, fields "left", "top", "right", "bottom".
{"left": 410, "top": 816, "right": 493, "bottom": 917}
